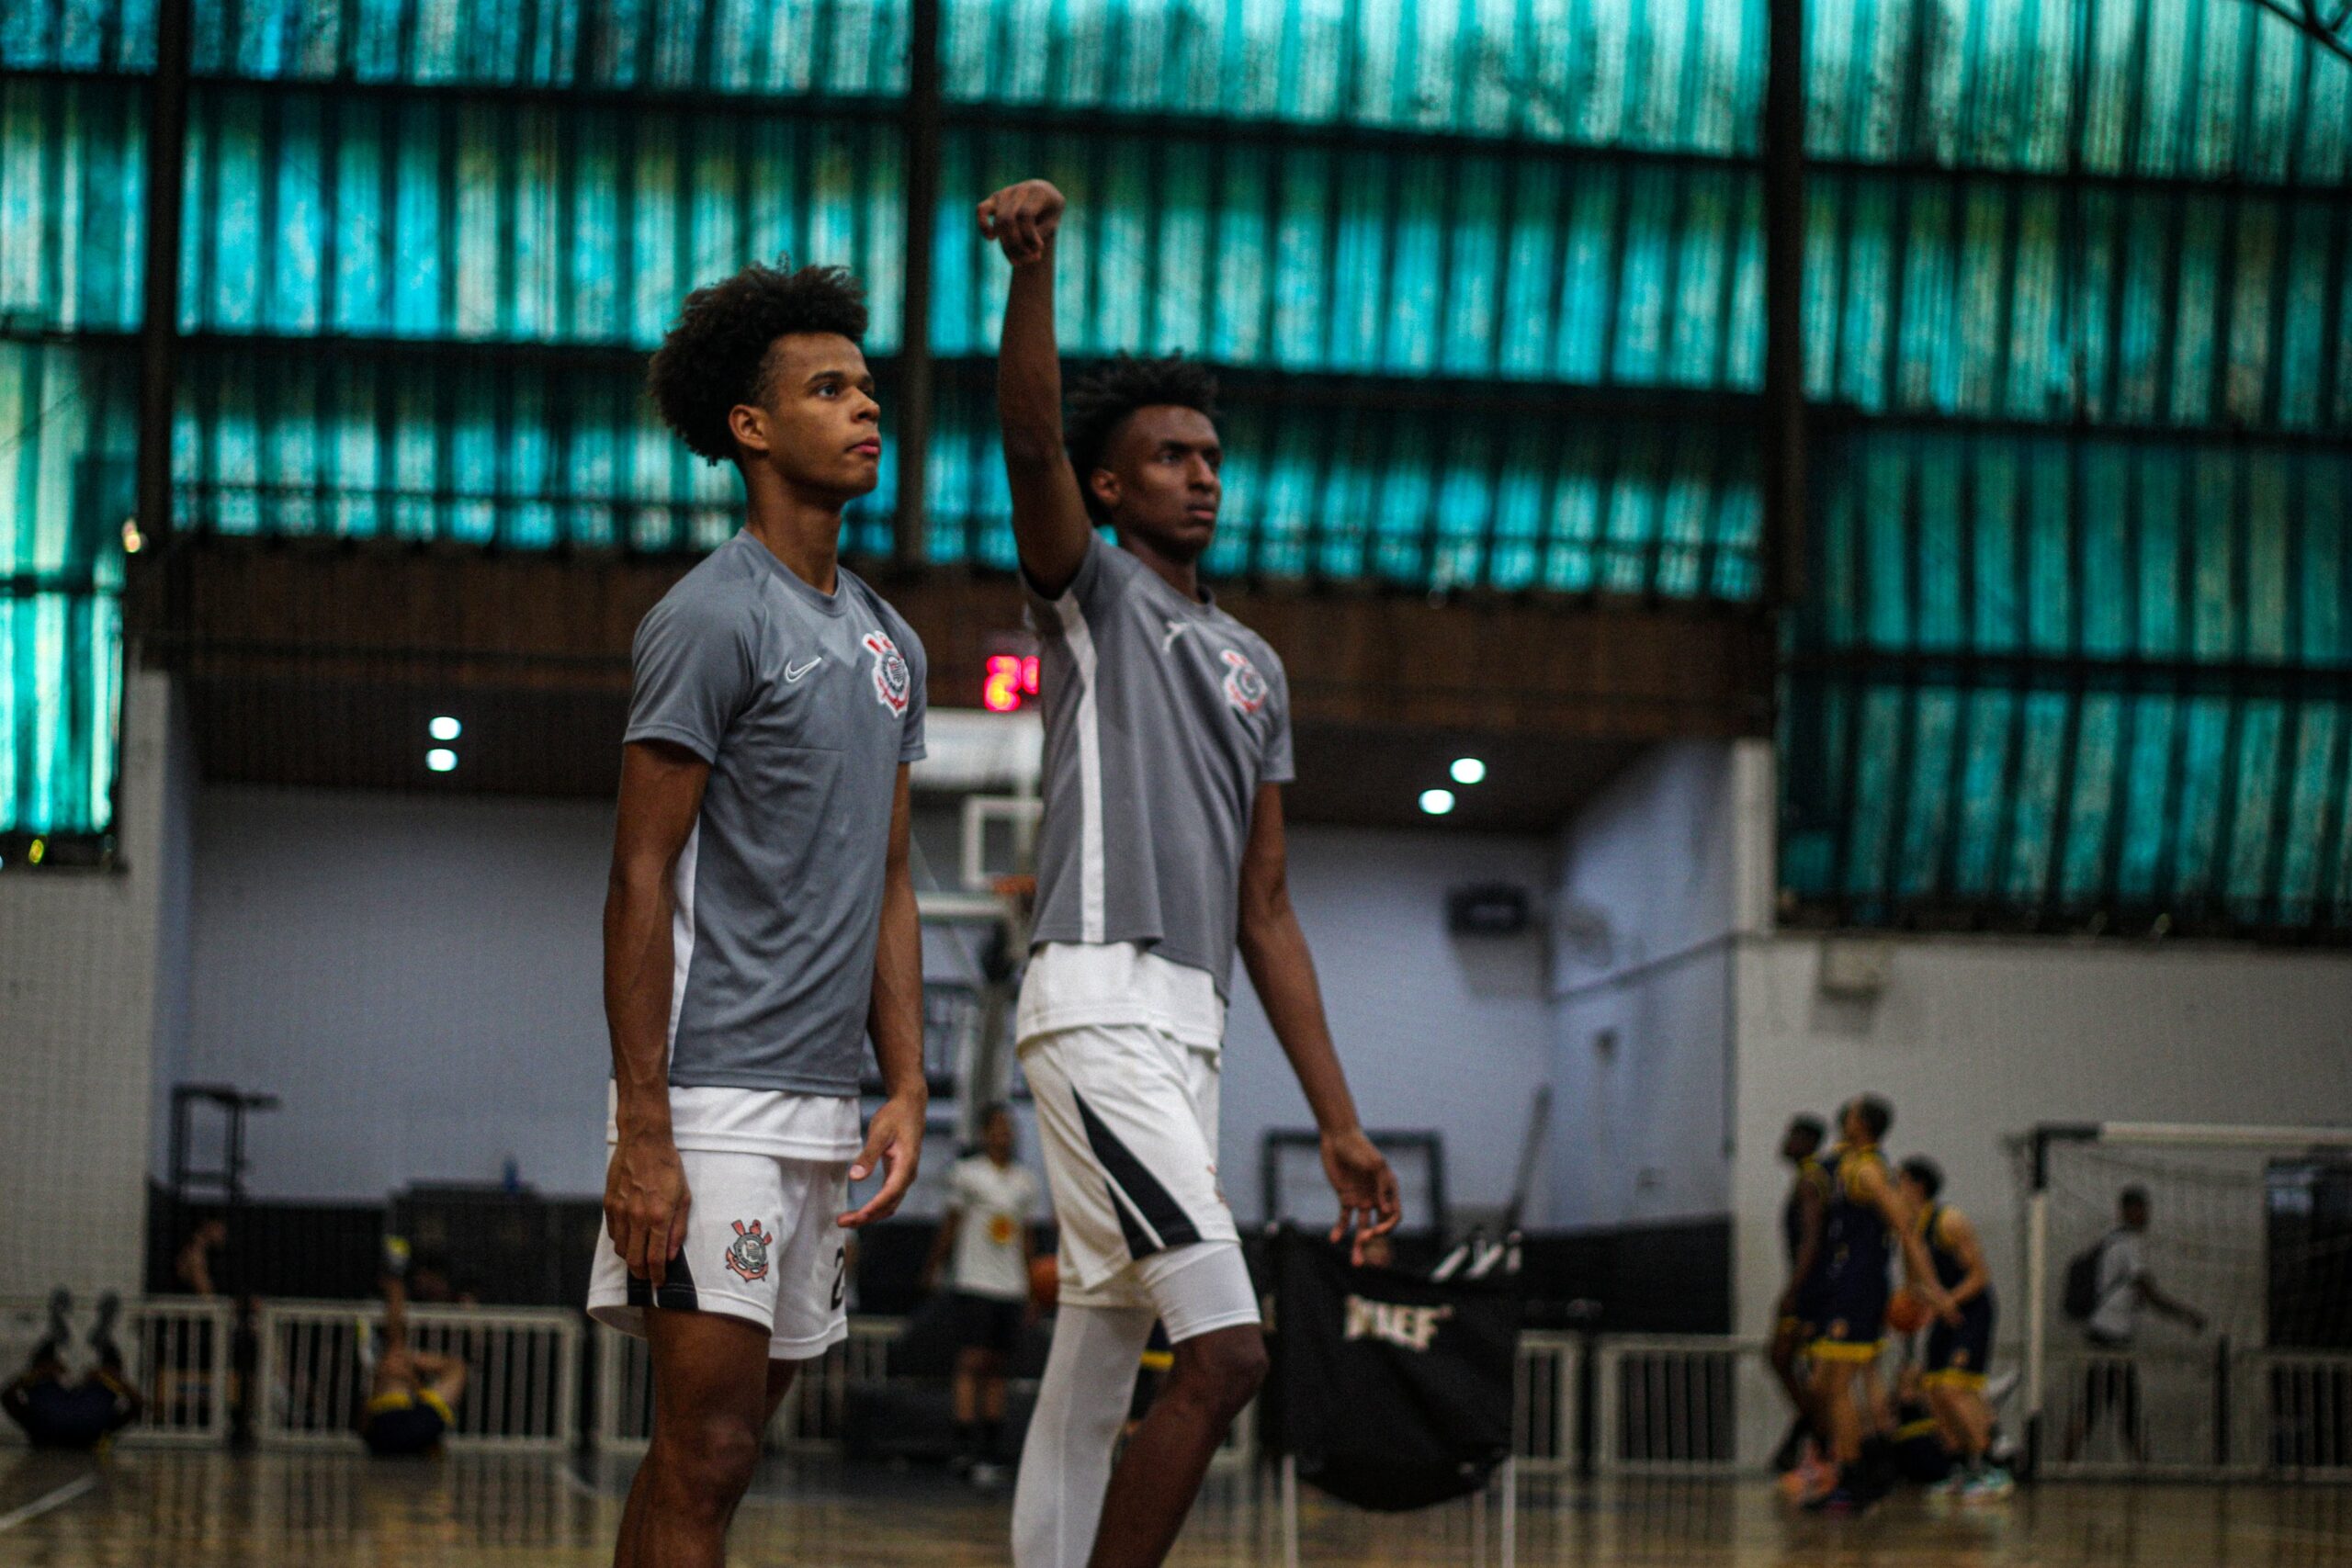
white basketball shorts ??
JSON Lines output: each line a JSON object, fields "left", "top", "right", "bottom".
{"left": 1019, "top": 1021, "right": 1251, "bottom": 1325}
{"left": 587, "top": 1148, "right": 851, "bottom": 1360}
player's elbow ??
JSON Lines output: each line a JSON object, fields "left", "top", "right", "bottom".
{"left": 1001, "top": 423, "right": 1066, "bottom": 468}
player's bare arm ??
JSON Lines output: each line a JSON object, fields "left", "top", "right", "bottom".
{"left": 843, "top": 765, "right": 927, "bottom": 1228}
{"left": 1236, "top": 782, "right": 1402, "bottom": 1261}
{"left": 1861, "top": 1164, "right": 1958, "bottom": 1323}
{"left": 1941, "top": 1209, "right": 1991, "bottom": 1308}
{"left": 1781, "top": 1176, "right": 1825, "bottom": 1317}
{"left": 2138, "top": 1275, "right": 2207, "bottom": 1334}
{"left": 981, "top": 178, "right": 1092, "bottom": 597}
{"left": 602, "top": 739, "right": 710, "bottom": 1291}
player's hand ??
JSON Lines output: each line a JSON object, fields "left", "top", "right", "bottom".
{"left": 978, "top": 180, "right": 1066, "bottom": 266}
{"left": 840, "top": 1091, "right": 927, "bottom": 1228}
{"left": 606, "top": 1131, "right": 691, "bottom": 1292}
{"left": 1321, "top": 1127, "right": 1401, "bottom": 1265}
{"left": 1939, "top": 1300, "right": 1965, "bottom": 1328}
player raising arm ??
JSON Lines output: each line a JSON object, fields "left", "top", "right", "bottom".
{"left": 982, "top": 176, "right": 1400, "bottom": 1568}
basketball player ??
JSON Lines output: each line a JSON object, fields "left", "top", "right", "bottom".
{"left": 589, "top": 263, "right": 929, "bottom": 1568}
{"left": 361, "top": 1265, "right": 469, "bottom": 1458}
{"left": 1768, "top": 1113, "right": 1829, "bottom": 1472}
{"left": 924, "top": 1103, "right": 1041, "bottom": 1483}
{"left": 1896, "top": 1157, "right": 2009, "bottom": 1497}
{"left": 979, "top": 176, "right": 1402, "bottom": 1568}
{"left": 1804, "top": 1095, "right": 1956, "bottom": 1513}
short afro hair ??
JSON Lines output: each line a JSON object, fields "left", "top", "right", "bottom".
{"left": 648, "top": 263, "right": 869, "bottom": 464}
{"left": 1065, "top": 353, "right": 1220, "bottom": 520}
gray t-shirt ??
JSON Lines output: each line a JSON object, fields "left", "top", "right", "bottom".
{"left": 1026, "top": 535, "right": 1294, "bottom": 996}
{"left": 627, "top": 533, "right": 927, "bottom": 1095}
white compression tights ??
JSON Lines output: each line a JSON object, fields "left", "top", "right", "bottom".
{"left": 1012, "top": 1242, "right": 1261, "bottom": 1567}
{"left": 1010, "top": 1301, "right": 1156, "bottom": 1568}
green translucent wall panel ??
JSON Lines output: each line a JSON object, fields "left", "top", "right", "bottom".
{"left": 176, "top": 87, "right": 908, "bottom": 347}
{"left": 0, "top": 590, "right": 120, "bottom": 836}
{"left": 166, "top": 341, "right": 899, "bottom": 555}
{"left": 18, "top": 0, "right": 2347, "bottom": 186}
{"left": 5, "top": 0, "right": 910, "bottom": 96}
{"left": 924, "top": 375, "right": 1763, "bottom": 592}
{"left": 930, "top": 129, "right": 1767, "bottom": 385}
{"left": 939, "top": 0, "right": 1763, "bottom": 150}
{"left": 1800, "top": 431, "right": 2352, "bottom": 667}
{"left": 1804, "top": 174, "right": 2352, "bottom": 430}
{"left": 1782, "top": 677, "right": 2352, "bottom": 932}
{"left": 0, "top": 338, "right": 131, "bottom": 837}
{"left": 1806, "top": 0, "right": 2352, "bottom": 181}
{"left": 1783, "top": 430, "right": 2352, "bottom": 932}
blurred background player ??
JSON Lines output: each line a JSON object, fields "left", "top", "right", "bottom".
{"left": 3, "top": 1290, "right": 140, "bottom": 1451}
{"left": 1768, "top": 1113, "right": 1830, "bottom": 1474}
{"left": 2064, "top": 1184, "right": 2207, "bottom": 1463}
{"left": 982, "top": 175, "right": 1400, "bottom": 1568}
{"left": 359, "top": 1246, "right": 469, "bottom": 1459}
{"left": 1804, "top": 1095, "right": 1956, "bottom": 1513}
{"left": 1898, "top": 1157, "right": 2009, "bottom": 1498}
{"left": 923, "top": 1103, "right": 1040, "bottom": 1484}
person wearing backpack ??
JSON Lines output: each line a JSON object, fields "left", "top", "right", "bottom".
{"left": 2061, "top": 1186, "right": 2207, "bottom": 1462}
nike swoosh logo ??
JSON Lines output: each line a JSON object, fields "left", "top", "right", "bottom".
{"left": 1162, "top": 622, "right": 1192, "bottom": 652}
{"left": 785, "top": 658, "right": 822, "bottom": 682}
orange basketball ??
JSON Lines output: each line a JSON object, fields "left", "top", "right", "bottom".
{"left": 1886, "top": 1288, "right": 1930, "bottom": 1335}
{"left": 1029, "top": 1255, "right": 1059, "bottom": 1311}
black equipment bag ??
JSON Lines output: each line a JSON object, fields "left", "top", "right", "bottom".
{"left": 1266, "top": 1227, "right": 1521, "bottom": 1512}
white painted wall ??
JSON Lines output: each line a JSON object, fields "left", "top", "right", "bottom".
{"left": 0, "top": 673, "right": 175, "bottom": 1298}
{"left": 1221, "top": 826, "right": 1557, "bottom": 1227}
{"left": 173, "top": 788, "right": 1559, "bottom": 1219}
{"left": 1547, "top": 740, "right": 1766, "bottom": 1231}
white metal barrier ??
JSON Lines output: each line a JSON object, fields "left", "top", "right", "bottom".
{"left": 0, "top": 1295, "right": 236, "bottom": 1446}
{"left": 592, "top": 1318, "right": 898, "bottom": 1454}
{"left": 1592, "top": 1336, "right": 1753, "bottom": 1475}
{"left": 1512, "top": 1332, "right": 1582, "bottom": 1474}
{"left": 2256, "top": 1350, "right": 2352, "bottom": 1480}
{"left": 254, "top": 1299, "right": 579, "bottom": 1451}
{"left": 2042, "top": 1345, "right": 2352, "bottom": 1482}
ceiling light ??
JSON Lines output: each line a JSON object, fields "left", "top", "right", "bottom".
{"left": 429, "top": 716, "right": 462, "bottom": 741}
{"left": 426, "top": 749, "right": 458, "bottom": 773}
{"left": 1419, "top": 788, "right": 1456, "bottom": 817}
{"left": 1450, "top": 757, "right": 1487, "bottom": 785}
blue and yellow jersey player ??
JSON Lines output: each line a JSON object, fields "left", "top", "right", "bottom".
{"left": 1804, "top": 1096, "right": 1955, "bottom": 1513}
{"left": 1766, "top": 1114, "right": 1831, "bottom": 1471}
{"left": 1898, "top": 1157, "right": 2011, "bottom": 1498}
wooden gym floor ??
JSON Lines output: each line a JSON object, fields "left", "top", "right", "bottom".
{"left": 2, "top": 1448, "right": 2346, "bottom": 1566}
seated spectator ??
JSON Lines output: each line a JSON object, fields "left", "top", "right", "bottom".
{"left": 3, "top": 1290, "right": 141, "bottom": 1450}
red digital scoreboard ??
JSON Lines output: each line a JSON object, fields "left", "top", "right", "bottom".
{"left": 982, "top": 653, "right": 1041, "bottom": 713}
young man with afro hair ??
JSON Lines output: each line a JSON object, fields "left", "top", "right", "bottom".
{"left": 589, "top": 262, "right": 929, "bottom": 1568}
{"left": 978, "top": 177, "right": 1402, "bottom": 1568}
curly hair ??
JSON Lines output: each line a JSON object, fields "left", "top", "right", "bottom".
{"left": 1064, "top": 354, "right": 1220, "bottom": 519}
{"left": 648, "top": 263, "right": 869, "bottom": 464}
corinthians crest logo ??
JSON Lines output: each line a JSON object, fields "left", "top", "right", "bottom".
{"left": 725, "top": 1219, "right": 773, "bottom": 1283}
{"left": 1220, "top": 649, "right": 1268, "bottom": 716}
{"left": 863, "top": 630, "right": 911, "bottom": 716}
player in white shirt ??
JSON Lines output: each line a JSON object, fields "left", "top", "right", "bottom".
{"left": 2064, "top": 1185, "right": 2206, "bottom": 1462}
{"left": 925, "top": 1105, "right": 1042, "bottom": 1479}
